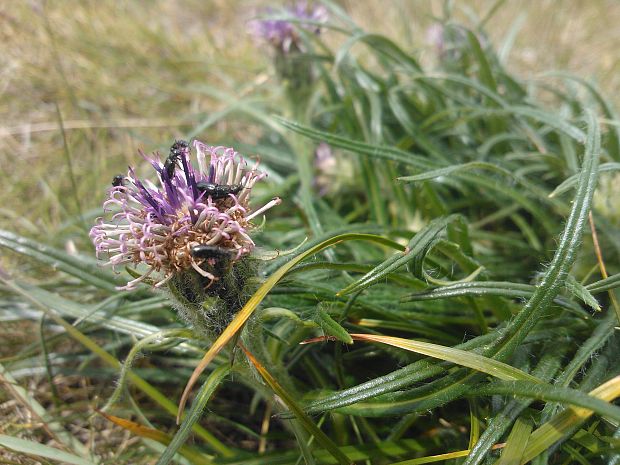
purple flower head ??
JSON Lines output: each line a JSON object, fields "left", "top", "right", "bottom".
{"left": 90, "top": 141, "right": 281, "bottom": 290}
{"left": 249, "top": 1, "right": 328, "bottom": 53}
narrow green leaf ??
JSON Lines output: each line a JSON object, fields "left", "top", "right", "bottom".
{"left": 317, "top": 306, "right": 353, "bottom": 344}
{"left": 463, "top": 348, "right": 566, "bottom": 465}
{"left": 0, "top": 230, "right": 123, "bottom": 290}
{"left": 0, "top": 278, "right": 230, "bottom": 456}
{"left": 337, "top": 215, "right": 459, "bottom": 296}
{"left": 178, "top": 233, "right": 404, "bottom": 420}
{"left": 485, "top": 109, "right": 600, "bottom": 360}
{"left": 156, "top": 364, "right": 230, "bottom": 465}
{"left": 466, "top": 30, "right": 498, "bottom": 93}
{"left": 565, "top": 274, "right": 600, "bottom": 311}
{"left": 275, "top": 117, "right": 557, "bottom": 233}
{"left": 471, "top": 381, "right": 620, "bottom": 423}
{"left": 402, "top": 281, "right": 587, "bottom": 315}
{"left": 0, "top": 363, "right": 89, "bottom": 457}
{"left": 0, "top": 434, "right": 96, "bottom": 465}
{"left": 549, "top": 162, "right": 620, "bottom": 198}
{"left": 397, "top": 161, "right": 514, "bottom": 183}
{"left": 586, "top": 272, "right": 620, "bottom": 294}
{"left": 303, "top": 332, "right": 500, "bottom": 414}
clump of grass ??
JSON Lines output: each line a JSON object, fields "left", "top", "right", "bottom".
{"left": 2, "top": 2, "right": 620, "bottom": 465}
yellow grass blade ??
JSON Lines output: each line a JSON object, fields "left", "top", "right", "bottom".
{"left": 98, "top": 410, "right": 174, "bottom": 444}
{"left": 390, "top": 444, "right": 505, "bottom": 465}
{"left": 348, "top": 334, "right": 542, "bottom": 383}
{"left": 98, "top": 411, "right": 211, "bottom": 465}
{"left": 520, "top": 374, "right": 620, "bottom": 464}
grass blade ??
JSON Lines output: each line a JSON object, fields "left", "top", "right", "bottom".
{"left": 0, "top": 277, "right": 230, "bottom": 456}
{"left": 471, "top": 381, "right": 620, "bottom": 423}
{"left": 0, "top": 434, "right": 96, "bottom": 465}
{"left": 337, "top": 215, "right": 459, "bottom": 296}
{"left": 347, "top": 334, "right": 542, "bottom": 383}
{"left": 0, "top": 229, "right": 123, "bottom": 290}
{"left": 0, "top": 362, "right": 89, "bottom": 456}
{"left": 494, "top": 418, "right": 532, "bottom": 465}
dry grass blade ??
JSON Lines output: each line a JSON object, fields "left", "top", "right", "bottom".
{"left": 97, "top": 410, "right": 174, "bottom": 444}
{"left": 98, "top": 411, "right": 211, "bottom": 465}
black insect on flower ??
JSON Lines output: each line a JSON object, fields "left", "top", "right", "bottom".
{"left": 90, "top": 141, "right": 281, "bottom": 290}
{"left": 111, "top": 174, "right": 125, "bottom": 187}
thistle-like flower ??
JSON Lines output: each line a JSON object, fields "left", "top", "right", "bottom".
{"left": 90, "top": 140, "right": 280, "bottom": 292}
{"left": 249, "top": 1, "right": 328, "bottom": 53}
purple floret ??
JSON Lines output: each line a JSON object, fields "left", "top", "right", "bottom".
{"left": 90, "top": 141, "right": 281, "bottom": 290}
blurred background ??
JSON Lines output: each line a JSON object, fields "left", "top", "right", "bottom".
{"left": 2, "top": 0, "right": 620, "bottom": 236}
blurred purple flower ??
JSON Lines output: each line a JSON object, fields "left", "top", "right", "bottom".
{"left": 426, "top": 24, "right": 445, "bottom": 54}
{"left": 90, "top": 141, "right": 280, "bottom": 290}
{"left": 249, "top": 1, "right": 328, "bottom": 52}
{"left": 314, "top": 142, "right": 335, "bottom": 196}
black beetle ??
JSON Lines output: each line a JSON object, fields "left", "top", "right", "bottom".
{"left": 196, "top": 181, "right": 243, "bottom": 200}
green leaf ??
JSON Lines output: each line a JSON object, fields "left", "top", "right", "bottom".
{"left": 466, "top": 30, "right": 498, "bottom": 93}
{"left": 0, "top": 434, "right": 96, "bottom": 465}
{"left": 397, "top": 161, "right": 514, "bottom": 183}
{"left": 316, "top": 306, "right": 353, "bottom": 344}
{"left": 485, "top": 109, "right": 600, "bottom": 360}
{"left": 549, "top": 162, "right": 620, "bottom": 197}
{"left": 0, "top": 278, "right": 230, "bottom": 456}
{"left": 586, "top": 272, "right": 620, "bottom": 294}
{"left": 275, "top": 117, "right": 557, "bottom": 233}
{"left": 337, "top": 215, "right": 459, "bottom": 296}
{"left": 471, "top": 381, "right": 620, "bottom": 423}
{"left": 463, "top": 349, "right": 566, "bottom": 465}
{"left": 0, "top": 363, "right": 89, "bottom": 457}
{"left": 0, "top": 229, "right": 123, "bottom": 290}
{"left": 402, "top": 281, "right": 587, "bottom": 316}
{"left": 565, "top": 274, "right": 600, "bottom": 311}
{"left": 178, "top": 233, "right": 404, "bottom": 419}
{"left": 303, "top": 332, "right": 500, "bottom": 414}
{"left": 156, "top": 364, "right": 231, "bottom": 465}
